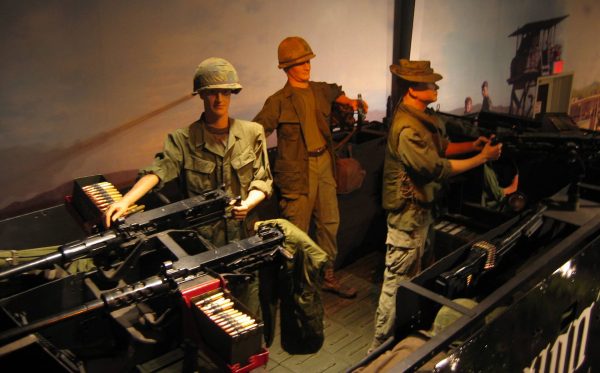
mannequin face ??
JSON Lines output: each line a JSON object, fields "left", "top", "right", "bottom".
{"left": 409, "top": 82, "right": 439, "bottom": 105}
{"left": 285, "top": 60, "right": 311, "bottom": 86}
{"left": 200, "top": 89, "right": 231, "bottom": 119}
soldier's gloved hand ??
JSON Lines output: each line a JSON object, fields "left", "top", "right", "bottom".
{"left": 104, "top": 200, "right": 131, "bottom": 227}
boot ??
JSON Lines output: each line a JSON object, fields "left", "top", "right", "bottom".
{"left": 322, "top": 268, "right": 357, "bottom": 299}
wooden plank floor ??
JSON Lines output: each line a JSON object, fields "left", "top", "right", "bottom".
{"left": 261, "top": 251, "right": 384, "bottom": 373}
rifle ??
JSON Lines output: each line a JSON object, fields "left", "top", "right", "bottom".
{"left": 436, "top": 204, "right": 547, "bottom": 298}
{"left": 0, "top": 188, "right": 229, "bottom": 281}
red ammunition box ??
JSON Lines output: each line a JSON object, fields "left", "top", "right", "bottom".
{"left": 190, "top": 290, "right": 264, "bottom": 366}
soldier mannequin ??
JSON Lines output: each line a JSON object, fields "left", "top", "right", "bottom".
{"left": 481, "top": 80, "right": 493, "bottom": 112}
{"left": 369, "top": 59, "right": 502, "bottom": 352}
{"left": 254, "top": 36, "right": 367, "bottom": 298}
{"left": 105, "top": 57, "right": 272, "bottom": 239}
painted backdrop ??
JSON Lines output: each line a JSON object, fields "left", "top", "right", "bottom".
{"left": 0, "top": 1, "right": 393, "bottom": 217}
{"left": 410, "top": 0, "right": 599, "bottom": 117}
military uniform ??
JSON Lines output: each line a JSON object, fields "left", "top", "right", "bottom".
{"left": 141, "top": 115, "right": 272, "bottom": 245}
{"left": 481, "top": 96, "right": 493, "bottom": 112}
{"left": 372, "top": 103, "right": 453, "bottom": 347}
{"left": 253, "top": 81, "right": 342, "bottom": 262}
{"left": 481, "top": 163, "right": 506, "bottom": 209}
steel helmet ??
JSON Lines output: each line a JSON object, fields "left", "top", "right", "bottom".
{"left": 277, "top": 36, "right": 316, "bottom": 69}
{"left": 193, "top": 57, "right": 242, "bottom": 94}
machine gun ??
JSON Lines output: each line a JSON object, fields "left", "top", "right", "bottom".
{"left": 436, "top": 204, "right": 547, "bottom": 298}
{"left": 0, "top": 224, "right": 285, "bottom": 346}
{"left": 494, "top": 121, "right": 600, "bottom": 210}
{"left": 494, "top": 127, "right": 600, "bottom": 157}
{"left": 0, "top": 186, "right": 291, "bottom": 371}
{"left": 475, "top": 111, "right": 598, "bottom": 156}
{"left": 0, "top": 188, "right": 229, "bottom": 281}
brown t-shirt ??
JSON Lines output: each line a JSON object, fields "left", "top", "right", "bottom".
{"left": 293, "top": 87, "right": 326, "bottom": 151}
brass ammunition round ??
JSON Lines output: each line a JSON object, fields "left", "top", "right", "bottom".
{"left": 222, "top": 326, "right": 236, "bottom": 334}
{"left": 210, "top": 308, "right": 239, "bottom": 318}
{"left": 88, "top": 194, "right": 112, "bottom": 201}
{"left": 195, "top": 292, "right": 224, "bottom": 306}
{"left": 201, "top": 297, "right": 229, "bottom": 309}
{"left": 86, "top": 190, "right": 121, "bottom": 197}
{"left": 216, "top": 319, "right": 238, "bottom": 330}
{"left": 212, "top": 310, "right": 242, "bottom": 322}
{"left": 230, "top": 317, "right": 254, "bottom": 328}
{"left": 201, "top": 302, "right": 231, "bottom": 314}
{"left": 237, "top": 323, "right": 259, "bottom": 334}
{"left": 87, "top": 195, "right": 117, "bottom": 204}
{"left": 124, "top": 205, "right": 144, "bottom": 215}
{"left": 233, "top": 314, "right": 254, "bottom": 322}
{"left": 225, "top": 319, "right": 252, "bottom": 331}
{"left": 209, "top": 308, "right": 238, "bottom": 320}
{"left": 225, "top": 320, "right": 255, "bottom": 335}
{"left": 219, "top": 315, "right": 246, "bottom": 325}
{"left": 84, "top": 185, "right": 119, "bottom": 193}
{"left": 211, "top": 304, "right": 234, "bottom": 315}
{"left": 86, "top": 191, "right": 123, "bottom": 197}
{"left": 203, "top": 302, "right": 234, "bottom": 315}
{"left": 99, "top": 188, "right": 120, "bottom": 194}
{"left": 91, "top": 197, "right": 111, "bottom": 203}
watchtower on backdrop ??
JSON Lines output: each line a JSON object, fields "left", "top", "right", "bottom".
{"left": 507, "top": 15, "right": 568, "bottom": 116}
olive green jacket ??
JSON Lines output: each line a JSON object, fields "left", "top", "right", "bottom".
{"left": 253, "top": 81, "right": 343, "bottom": 195}
{"left": 141, "top": 116, "right": 273, "bottom": 243}
{"left": 255, "top": 219, "right": 328, "bottom": 354}
{"left": 382, "top": 104, "right": 453, "bottom": 231}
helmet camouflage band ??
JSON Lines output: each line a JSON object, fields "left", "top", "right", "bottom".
{"left": 193, "top": 57, "right": 242, "bottom": 94}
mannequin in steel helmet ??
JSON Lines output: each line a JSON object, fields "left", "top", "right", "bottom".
{"left": 105, "top": 57, "right": 272, "bottom": 248}
{"left": 253, "top": 36, "right": 368, "bottom": 299}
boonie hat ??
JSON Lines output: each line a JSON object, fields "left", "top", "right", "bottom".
{"left": 390, "top": 59, "right": 443, "bottom": 83}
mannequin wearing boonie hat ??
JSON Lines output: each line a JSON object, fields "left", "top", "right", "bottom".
{"left": 369, "top": 59, "right": 503, "bottom": 353}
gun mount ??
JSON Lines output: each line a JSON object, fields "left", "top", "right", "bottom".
{"left": 0, "top": 188, "right": 295, "bottom": 372}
